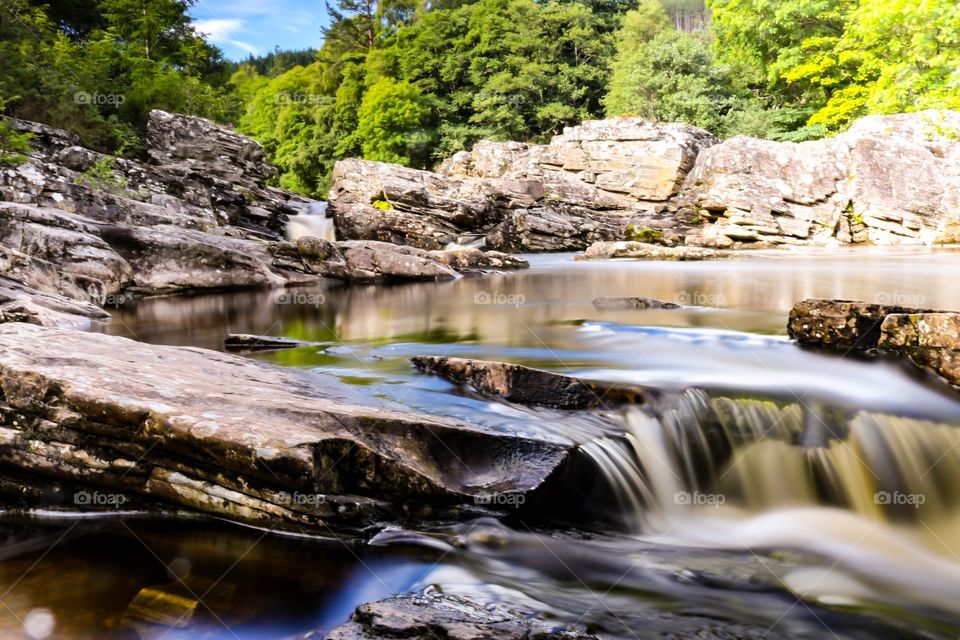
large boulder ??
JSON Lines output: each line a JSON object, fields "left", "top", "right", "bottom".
{"left": 0, "top": 324, "right": 571, "bottom": 533}
{"left": 329, "top": 118, "right": 718, "bottom": 252}
{"left": 684, "top": 110, "right": 960, "bottom": 247}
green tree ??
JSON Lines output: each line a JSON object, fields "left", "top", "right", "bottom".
{"left": 356, "top": 77, "right": 429, "bottom": 164}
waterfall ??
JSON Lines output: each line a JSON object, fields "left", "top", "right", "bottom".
{"left": 286, "top": 201, "right": 336, "bottom": 243}
{"left": 583, "top": 390, "right": 960, "bottom": 537}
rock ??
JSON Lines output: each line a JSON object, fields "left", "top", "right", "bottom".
{"left": 787, "top": 299, "right": 927, "bottom": 350}
{"left": 0, "top": 324, "right": 571, "bottom": 532}
{"left": 788, "top": 299, "right": 960, "bottom": 390}
{"left": 582, "top": 241, "right": 730, "bottom": 260}
{"left": 411, "top": 356, "right": 651, "bottom": 409}
{"left": 224, "top": 334, "right": 314, "bottom": 352}
{"left": 325, "top": 590, "right": 596, "bottom": 640}
{"left": 593, "top": 296, "right": 681, "bottom": 310}
{"left": 426, "top": 246, "right": 529, "bottom": 271}
{"left": 330, "top": 118, "right": 718, "bottom": 252}
{"left": 683, "top": 110, "right": 960, "bottom": 247}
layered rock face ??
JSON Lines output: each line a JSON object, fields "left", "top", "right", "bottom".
{"left": 0, "top": 112, "right": 524, "bottom": 326}
{"left": 0, "top": 324, "right": 570, "bottom": 533}
{"left": 329, "top": 118, "right": 717, "bottom": 252}
{"left": 331, "top": 110, "right": 960, "bottom": 253}
{"left": 684, "top": 111, "right": 960, "bottom": 247}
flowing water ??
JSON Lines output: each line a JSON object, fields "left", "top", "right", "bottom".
{"left": 4, "top": 248, "right": 960, "bottom": 638}
{"left": 286, "top": 202, "right": 336, "bottom": 242}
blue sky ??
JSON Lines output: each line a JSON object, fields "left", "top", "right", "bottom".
{"left": 190, "top": 0, "right": 329, "bottom": 61}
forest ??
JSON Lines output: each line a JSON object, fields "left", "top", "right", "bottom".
{"left": 2, "top": 0, "right": 959, "bottom": 196}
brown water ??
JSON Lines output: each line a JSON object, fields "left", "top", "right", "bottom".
{"left": 4, "top": 248, "right": 960, "bottom": 638}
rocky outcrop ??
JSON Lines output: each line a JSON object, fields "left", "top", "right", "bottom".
{"left": 684, "top": 111, "right": 960, "bottom": 247}
{"left": 329, "top": 118, "right": 718, "bottom": 252}
{"left": 788, "top": 299, "right": 960, "bottom": 390}
{"left": 0, "top": 324, "right": 571, "bottom": 532}
{"left": 0, "top": 112, "right": 529, "bottom": 325}
{"left": 411, "top": 356, "right": 651, "bottom": 409}
{"left": 326, "top": 590, "right": 595, "bottom": 640}
{"left": 331, "top": 111, "right": 960, "bottom": 253}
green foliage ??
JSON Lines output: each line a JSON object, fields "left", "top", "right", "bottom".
{"left": 0, "top": 115, "right": 32, "bottom": 167}
{"left": 709, "top": 0, "right": 960, "bottom": 133}
{"left": 1, "top": 0, "right": 235, "bottom": 154}
{"left": 356, "top": 77, "right": 429, "bottom": 164}
{"left": 372, "top": 198, "right": 392, "bottom": 210}
{"left": 75, "top": 156, "right": 127, "bottom": 189}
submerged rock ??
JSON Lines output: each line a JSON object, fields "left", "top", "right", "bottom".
{"left": 788, "top": 299, "right": 960, "bottom": 390}
{"left": 593, "top": 296, "right": 681, "bottom": 310}
{"left": 224, "top": 334, "right": 314, "bottom": 352}
{"left": 0, "top": 325, "right": 571, "bottom": 533}
{"left": 411, "top": 356, "right": 651, "bottom": 409}
{"left": 326, "top": 590, "right": 596, "bottom": 640}
{"left": 582, "top": 241, "right": 731, "bottom": 260}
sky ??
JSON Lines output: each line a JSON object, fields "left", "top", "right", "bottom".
{"left": 189, "top": 0, "right": 330, "bottom": 61}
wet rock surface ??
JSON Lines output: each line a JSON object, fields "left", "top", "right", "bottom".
{"left": 0, "top": 324, "right": 571, "bottom": 532}
{"left": 411, "top": 356, "right": 651, "bottom": 409}
{"left": 593, "top": 296, "right": 681, "bottom": 310}
{"left": 788, "top": 299, "right": 960, "bottom": 390}
{"left": 325, "top": 590, "right": 596, "bottom": 640}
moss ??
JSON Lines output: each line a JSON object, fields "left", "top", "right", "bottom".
{"left": 624, "top": 225, "right": 664, "bottom": 244}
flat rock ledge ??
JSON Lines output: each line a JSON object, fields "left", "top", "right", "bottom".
{"left": 788, "top": 299, "right": 960, "bottom": 390}
{"left": 325, "top": 590, "right": 595, "bottom": 640}
{"left": 0, "top": 325, "right": 571, "bottom": 533}
{"left": 593, "top": 296, "right": 680, "bottom": 310}
{"left": 411, "top": 356, "right": 651, "bottom": 409}
{"left": 581, "top": 241, "right": 730, "bottom": 261}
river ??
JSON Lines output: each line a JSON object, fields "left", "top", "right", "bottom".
{"left": 2, "top": 248, "right": 960, "bottom": 639}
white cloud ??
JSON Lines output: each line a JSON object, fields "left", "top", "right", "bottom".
{"left": 194, "top": 18, "right": 258, "bottom": 55}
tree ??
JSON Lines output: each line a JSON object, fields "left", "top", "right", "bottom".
{"left": 356, "top": 77, "right": 429, "bottom": 164}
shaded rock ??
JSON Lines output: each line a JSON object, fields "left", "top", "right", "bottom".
{"left": 593, "top": 296, "right": 680, "bottom": 310}
{"left": 788, "top": 299, "right": 960, "bottom": 390}
{"left": 684, "top": 110, "right": 960, "bottom": 247}
{"left": 582, "top": 241, "right": 730, "bottom": 260}
{"left": 0, "top": 324, "right": 571, "bottom": 533}
{"left": 326, "top": 590, "right": 595, "bottom": 640}
{"left": 411, "top": 355, "right": 651, "bottom": 409}
{"left": 224, "top": 334, "right": 314, "bottom": 352}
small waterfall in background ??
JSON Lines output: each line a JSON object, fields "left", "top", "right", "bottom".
{"left": 286, "top": 201, "right": 336, "bottom": 242}
{"left": 582, "top": 389, "right": 960, "bottom": 541}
